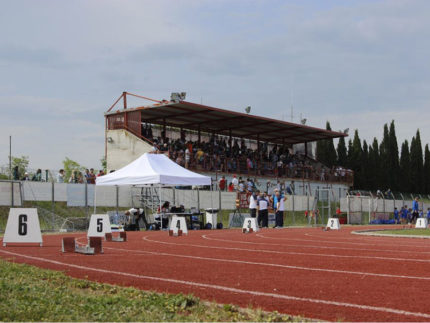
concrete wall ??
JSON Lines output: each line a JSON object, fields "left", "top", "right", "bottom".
{"left": 106, "top": 129, "right": 153, "bottom": 172}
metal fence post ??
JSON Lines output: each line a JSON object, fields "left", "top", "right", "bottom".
{"left": 11, "top": 181, "right": 14, "bottom": 207}
{"left": 116, "top": 185, "right": 119, "bottom": 215}
{"left": 51, "top": 181, "right": 55, "bottom": 230}
{"left": 197, "top": 187, "right": 200, "bottom": 210}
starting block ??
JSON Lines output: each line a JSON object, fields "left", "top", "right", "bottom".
{"left": 169, "top": 229, "right": 183, "bottom": 237}
{"left": 415, "top": 218, "right": 428, "bottom": 229}
{"left": 62, "top": 237, "right": 96, "bottom": 255}
{"left": 326, "top": 218, "right": 340, "bottom": 230}
{"left": 105, "top": 231, "right": 127, "bottom": 242}
{"left": 242, "top": 217, "right": 258, "bottom": 233}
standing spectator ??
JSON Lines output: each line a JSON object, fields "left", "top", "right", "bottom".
{"left": 21, "top": 172, "right": 30, "bottom": 181}
{"left": 57, "top": 169, "right": 65, "bottom": 183}
{"left": 393, "top": 207, "right": 400, "bottom": 224}
{"left": 69, "top": 171, "right": 78, "bottom": 183}
{"left": 12, "top": 166, "right": 20, "bottom": 180}
{"left": 257, "top": 191, "right": 269, "bottom": 228}
{"left": 97, "top": 170, "right": 105, "bottom": 177}
{"left": 238, "top": 180, "right": 245, "bottom": 193}
{"left": 401, "top": 205, "right": 408, "bottom": 224}
{"left": 87, "top": 168, "right": 96, "bottom": 184}
{"left": 218, "top": 176, "right": 226, "bottom": 191}
{"left": 249, "top": 190, "right": 259, "bottom": 218}
{"left": 32, "top": 169, "right": 42, "bottom": 181}
{"left": 232, "top": 175, "right": 238, "bottom": 190}
{"left": 411, "top": 197, "right": 419, "bottom": 224}
{"left": 426, "top": 208, "right": 430, "bottom": 220}
{"left": 185, "top": 148, "right": 190, "bottom": 168}
{"left": 227, "top": 182, "right": 234, "bottom": 192}
{"left": 77, "top": 172, "right": 84, "bottom": 183}
{"left": 271, "top": 189, "right": 286, "bottom": 228}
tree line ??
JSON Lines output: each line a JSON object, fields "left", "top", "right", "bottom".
{"left": 316, "top": 121, "right": 430, "bottom": 194}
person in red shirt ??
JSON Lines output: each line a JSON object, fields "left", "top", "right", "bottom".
{"left": 218, "top": 176, "right": 226, "bottom": 191}
{"left": 228, "top": 182, "right": 234, "bottom": 192}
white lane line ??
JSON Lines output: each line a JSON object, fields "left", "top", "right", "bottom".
{"left": 303, "top": 232, "right": 430, "bottom": 246}
{"left": 1, "top": 249, "right": 430, "bottom": 320}
{"left": 2, "top": 248, "right": 430, "bottom": 320}
{"left": 107, "top": 241, "right": 430, "bottom": 281}
{"left": 202, "top": 233, "right": 430, "bottom": 255}
{"left": 257, "top": 232, "right": 430, "bottom": 249}
{"left": 141, "top": 235, "right": 430, "bottom": 263}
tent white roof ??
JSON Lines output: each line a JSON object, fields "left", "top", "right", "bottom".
{"left": 96, "top": 153, "right": 211, "bottom": 186}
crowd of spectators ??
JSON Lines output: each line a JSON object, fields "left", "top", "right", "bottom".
{"left": 12, "top": 166, "right": 106, "bottom": 184}
{"left": 147, "top": 131, "right": 353, "bottom": 183}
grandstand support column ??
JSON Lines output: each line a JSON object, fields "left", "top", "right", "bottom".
{"left": 123, "top": 91, "right": 127, "bottom": 109}
{"left": 198, "top": 126, "right": 201, "bottom": 144}
{"left": 219, "top": 189, "right": 221, "bottom": 211}
{"left": 305, "top": 142, "right": 308, "bottom": 157}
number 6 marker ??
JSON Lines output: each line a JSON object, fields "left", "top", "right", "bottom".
{"left": 3, "top": 208, "right": 43, "bottom": 246}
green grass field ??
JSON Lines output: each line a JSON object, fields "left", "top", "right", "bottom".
{"left": 372, "top": 229, "right": 430, "bottom": 236}
{"left": 0, "top": 259, "right": 303, "bottom": 322}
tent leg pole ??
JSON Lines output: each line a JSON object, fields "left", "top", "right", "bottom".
{"left": 93, "top": 185, "right": 97, "bottom": 214}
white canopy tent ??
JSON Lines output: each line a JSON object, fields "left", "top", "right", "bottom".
{"left": 95, "top": 153, "right": 212, "bottom": 213}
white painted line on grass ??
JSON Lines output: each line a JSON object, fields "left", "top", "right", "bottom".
{"left": 0, "top": 248, "right": 429, "bottom": 320}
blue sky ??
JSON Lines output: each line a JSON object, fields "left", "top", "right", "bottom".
{"left": 0, "top": 0, "right": 429, "bottom": 170}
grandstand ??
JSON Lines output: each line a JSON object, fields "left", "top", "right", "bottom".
{"left": 104, "top": 92, "right": 353, "bottom": 195}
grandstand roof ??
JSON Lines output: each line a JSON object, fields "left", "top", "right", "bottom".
{"left": 105, "top": 92, "right": 347, "bottom": 145}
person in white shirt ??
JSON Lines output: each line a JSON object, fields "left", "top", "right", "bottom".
{"left": 257, "top": 192, "right": 269, "bottom": 228}
{"left": 57, "top": 169, "right": 65, "bottom": 183}
{"left": 232, "top": 175, "right": 238, "bottom": 190}
{"left": 124, "top": 208, "right": 146, "bottom": 231}
{"left": 249, "top": 190, "right": 259, "bottom": 218}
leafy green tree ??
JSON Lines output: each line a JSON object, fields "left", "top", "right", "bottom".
{"left": 399, "top": 140, "right": 411, "bottom": 193}
{"left": 410, "top": 130, "right": 424, "bottom": 193}
{"left": 337, "top": 135, "right": 347, "bottom": 167}
{"left": 62, "top": 157, "right": 86, "bottom": 182}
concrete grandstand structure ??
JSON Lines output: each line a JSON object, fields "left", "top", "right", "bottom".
{"left": 104, "top": 92, "right": 353, "bottom": 196}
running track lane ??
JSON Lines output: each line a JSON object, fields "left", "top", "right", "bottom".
{"left": 0, "top": 227, "right": 429, "bottom": 322}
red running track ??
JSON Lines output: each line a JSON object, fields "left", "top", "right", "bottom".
{"left": 1, "top": 226, "right": 430, "bottom": 322}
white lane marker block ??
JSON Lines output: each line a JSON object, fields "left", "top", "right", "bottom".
{"left": 3, "top": 208, "right": 43, "bottom": 247}
{"left": 88, "top": 214, "right": 112, "bottom": 237}
{"left": 242, "top": 217, "right": 259, "bottom": 233}
{"left": 326, "top": 218, "right": 340, "bottom": 230}
{"left": 169, "top": 215, "right": 188, "bottom": 236}
{"left": 415, "top": 218, "right": 428, "bottom": 229}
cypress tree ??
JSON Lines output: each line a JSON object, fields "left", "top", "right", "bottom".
{"left": 316, "top": 138, "right": 326, "bottom": 165}
{"left": 361, "top": 140, "right": 370, "bottom": 190}
{"left": 388, "top": 121, "right": 400, "bottom": 191}
{"left": 379, "top": 124, "right": 390, "bottom": 190}
{"left": 410, "top": 130, "right": 424, "bottom": 193}
{"left": 337, "top": 135, "right": 347, "bottom": 167}
{"left": 349, "top": 130, "right": 362, "bottom": 188}
{"left": 424, "top": 144, "right": 430, "bottom": 194}
{"left": 325, "top": 121, "right": 337, "bottom": 167}
{"left": 368, "top": 138, "right": 381, "bottom": 190}
{"left": 400, "top": 140, "right": 411, "bottom": 193}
